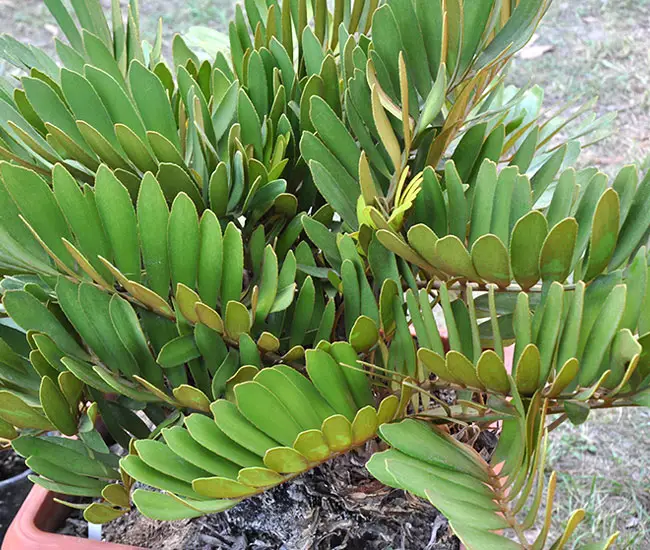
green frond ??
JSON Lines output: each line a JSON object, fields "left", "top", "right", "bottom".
{"left": 120, "top": 356, "right": 393, "bottom": 521}
{"left": 365, "top": 414, "right": 612, "bottom": 550}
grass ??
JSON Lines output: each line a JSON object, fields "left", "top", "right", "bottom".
{"left": 137, "top": 0, "right": 234, "bottom": 52}
{"left": 543, "top": 408, "right": 650, "bottom": 548}
{"left": 509, "top": 0, "right": 650, "bottom": 177}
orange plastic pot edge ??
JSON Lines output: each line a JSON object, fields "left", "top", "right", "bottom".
{"left": 2, "top": 484, "right": 142, "bottom": 550}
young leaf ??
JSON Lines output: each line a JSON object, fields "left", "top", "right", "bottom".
{"left": 1, "top": 163, "right": 75, "bottom": 270}
{"left": 540, "top": 218, "right": 577, "bottom": 283}
{"left": 235, "top": 381, "right": 303, "bottom": 448}
{"left": 305, "top": 349, "right": 358, "bottom": 421}
{"left": 95, "top": 165, "right": 141, "bottom": 281}
{"left": 584, "top": 189, "right": 620, "bottom": 281}
{"left": 129, "top": 60, "right": 180, "bottom": 150}
{"left": 471, "top": 235, "right": 511, "bottom": 288}
{"left": 137, "top": 172, "right": 170, "bottom": 298}
{"left": 510, "top": 211, "right": 547, "bottom": 290}
{"left": 221, "top": 223, "right": 244, "bottom": 309}
{"left": 310, "top": 97, "right": 360, "bottom": 179}
{"left": 3, "top": 290, "right": 88, "bottom": 360}
{"left": 578, "top": 284, "right": 627, "bottom": 386}
{"left": 168, "top": 193, "right": 200, "bottom": 292}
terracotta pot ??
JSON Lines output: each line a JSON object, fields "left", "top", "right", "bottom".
{"left": 0, "top": 464, "right": 31, "bottom": 541}
{"left": 2, "top": 484, "right": 141, "bottom": 550}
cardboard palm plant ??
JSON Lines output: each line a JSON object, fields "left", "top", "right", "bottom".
{"left": 0, "top": 0, "right": 645, "bottom": 547}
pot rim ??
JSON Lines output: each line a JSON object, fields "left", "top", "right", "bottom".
{"left": 0, "top": 468, "right": 30, "bottom": 490}
{"left": 2, "top": 484, "right": 142, "bottom": 550}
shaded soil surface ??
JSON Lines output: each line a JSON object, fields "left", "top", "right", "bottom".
{"left": 0, "top": 449, "right": 30, "bottom": 542}
{"left": 104, "top": 445, "right": 460, "bottom": 550}
{"left": 56, "top": 508, "right": 89, "bottom": 539}
{"left": 0, "top": 448, "right": 25, "bottom": 480}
